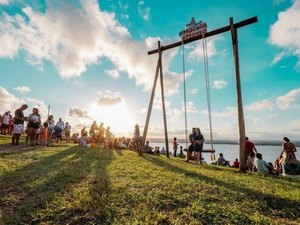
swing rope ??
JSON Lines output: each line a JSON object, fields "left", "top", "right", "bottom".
{"left": 181, "top": 36, "right": 215, "bottom": 159}
{"left": 181, "top": 39, "right": 189, "bottom": 151}
{"left": 201, "top": 35, "right": 215, "bottom": 159}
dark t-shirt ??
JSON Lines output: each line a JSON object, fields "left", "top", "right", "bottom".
{"left": 194, "top": 133, "right": 204, "bottom": 142}
{"left": 14, "top": 109, "right": 24, "bottom": 125}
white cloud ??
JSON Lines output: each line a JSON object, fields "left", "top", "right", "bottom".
{"left": 188, "top": 37, "right": 219, "bottom": 61}
{"left": 268, "top": 0, "right": 300, "bottom": 67}
{"left": 138, "top": 107, "right": 147, "bottom": 114}
{"left": 213, "top": 80, "right": 227, "bottom": 90}
{"left": 168, "top": 108, "right": 182, "bottom": 123}
{"left": 153, "top": 96, "right": 171, "bottom": 111}
{"left": 0, "top": 0, "right": 9, "bottom": 5}
{"left": 275, "top": 88, "right": 300, "bottom": 109}
{"left": 13, "top": 86, "right": 31, "bottom": 93}
{"left": 290, "top": 119, "right": 300, "bottom": 127}
{"left": 0, "top": 0, "right": 181, "bottom": 95}
{"left": 96, "top": 91, "right": 124, "bottom": 106}
{"left": 68, "top": 106, "right": 92, "bottom": 120}
{"left": 97, "top": 95, "right": 123, "bottom": 106}
{"left": 184, "top": 101, "right": 197, "bottom": 113}
{"left": 121, "top": 14, "right": 129, "bottom": 19}
{"left": 246, "top": 99, "right": 274, "bottom": 112}
{"left": 119, "top": 0, "right": 129, "bottom": 11}
{"left": 202, "top": 106, "right": 236, "bottom": 118}
{"left": 271, "top": 50, "right": 288, "bottom": 65}
{"left": 138, "top": 0, "right": 151, "bottom": 21}
{"left": 202, "top": 88, "right": 300, "bottom": 119}
{"left": 105, "top": 69, "right": 120, "bottom": 78}
{"left": 0, "top": 87, "right": 49, "bottom": 120}
{"left": 25, "top": 97, "right": 49, "bottom": 120}
{"left": 0, "top": 87, "right": 23, "bottom": 113}
{"left": 190, "top": 88, "right": 198, "bottom": 95}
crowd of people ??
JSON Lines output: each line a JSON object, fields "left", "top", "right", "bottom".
{"left": 0, "top": 104, "right": 72, "bottom": 147}
{"left": 1, "top": 107, "right": 299, "bottom": 176}
{"left": 134, "top": 126, "right": 299, "bottom": 176}
{"left": 186, "top": 127, "right": 299, "bottom": 175}
{"left": 75, "top": 121, "right": 129, "bottom": 150}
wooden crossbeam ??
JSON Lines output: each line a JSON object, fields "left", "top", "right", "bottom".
{"left": 148, "top": 16, "right": 257, "bottom": 55}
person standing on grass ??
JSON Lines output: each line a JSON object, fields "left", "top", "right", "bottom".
{"left": 173, "top": 137, "right": 178, "bottom": 157}
{"left": 187, "top": 128, "right": 196, "bottom": 162}
{"left": 8, "top": 115, "right": 14, "bottom": 135}
{"left": 26, "top": 108, "right": 41, "bottom": 146}
{"left": 281, "top": 137, "right": 297, "bottom": 160}
{"left": 54, "top": 124, "right": 63, "bottom": 143}
{"left": 89, "top": 121, "right": 98, "bottom": 137}
{"left": 46, "top": 115, "right": 55, "bottom": 146}
{"left": 40, "top": 122, "right": 48, "bottom": 147}
{"left": 1, "top": 111, "right": 10, "bottom": 135}
{"left": 56, "top": 118, "right": 64, "bottom": 130}
{"left": 194, "top": 128, "right": 205, "bottom": 164}
{"left": 64, "top": 122, "right": 71, "bottom": 143}
{"left": 245, "top": 137, "right": 257, "bottom": 155}
{"left": 81, "top": 127, "right": 86, "bottom": 137}
{"left": 12, "top": 104, "right": 28, "bottom": 146}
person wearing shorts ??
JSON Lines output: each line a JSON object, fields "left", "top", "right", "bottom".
{"left": 26, "top": 108, "right": 41, "bottom": 146}
{"left": 194, "top": 128, "right": 205, "bottom": 164}
{"left": 1, "top": 111, "right": 10, "bottom": 135}
{"left": 12, "top": 104, "right": 28, "bottom": 146}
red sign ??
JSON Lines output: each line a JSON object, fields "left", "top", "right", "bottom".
{"left": 179, "top": 17, "right": 207, "bottom": 41}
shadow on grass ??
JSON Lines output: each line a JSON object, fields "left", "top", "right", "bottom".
{"left": 114, "top": 150, "right": 124, "bottom": 156}
{"left": 144, "top": 155, "right": 300, "bottom": 221}
{"left": 0, "top": 146, "right": 116, "bottom": 224}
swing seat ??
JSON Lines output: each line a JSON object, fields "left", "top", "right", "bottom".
{"left": 202, "top": 149, "right": 215, "bottom": 153}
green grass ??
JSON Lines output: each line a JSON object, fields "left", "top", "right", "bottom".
{"left": 0, "top": 135, "right": 299, "bottom": 225}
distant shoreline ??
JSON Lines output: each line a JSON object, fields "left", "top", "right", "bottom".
{"left": 148, "top": 138, "right": 300, "bottom": 147}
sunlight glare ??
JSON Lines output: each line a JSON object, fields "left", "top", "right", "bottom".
{"left": 89, "top": 102, "right": 134, "bottom": 136}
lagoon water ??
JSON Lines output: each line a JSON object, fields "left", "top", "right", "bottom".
{"left": 151, "top": 142, "right": 300, "bottom": 164}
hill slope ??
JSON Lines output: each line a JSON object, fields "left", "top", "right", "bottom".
{"left": 0, "top": 136, "right": 299, "bottom": 224}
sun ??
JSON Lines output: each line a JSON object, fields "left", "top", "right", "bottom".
{"left": 89, "top": 101, "right": 134, "bottom": 136}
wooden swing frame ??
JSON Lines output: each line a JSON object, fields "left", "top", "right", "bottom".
{"left": 139, "top": 16, "right": 258, "bottom": 171}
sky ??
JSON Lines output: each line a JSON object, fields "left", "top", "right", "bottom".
{"left": 0, "top": 0, "right": 300, "bottom": 140}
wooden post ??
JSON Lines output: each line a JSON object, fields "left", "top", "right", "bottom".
{"left": 139, "top": 53, "right": 161, "bottom": 156}
{"left": 47, "top": 105, "right": 50, "bottom": 118}
{"left": 230, "top": 17, "right": 247, "bottom": 170}
{"left": 158, "top": 41, "right": 170, "bottom": 158}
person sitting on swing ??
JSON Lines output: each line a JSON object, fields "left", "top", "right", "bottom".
{"left": 194, "top": 128, "right": 205, "bottom": 164}
{"left": 187, "top": 128, "right": 196, "bottom": 162}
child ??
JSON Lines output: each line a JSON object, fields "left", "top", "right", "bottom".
{"left": 232, "top": 158, "right": 240, "bottom": 168}
{"left": 246, "top": 152, "right": 255, "bottom": 171}
{"left": 40, "top": 122, "right": 48, "bottom": 147}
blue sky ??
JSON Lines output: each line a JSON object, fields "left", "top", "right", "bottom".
{"left": 0, "top": 0, "right": 300, "bottom": 140}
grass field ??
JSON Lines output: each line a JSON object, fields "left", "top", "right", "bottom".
{"left": 0, "top": 135, "right": 299, "bottom": 225}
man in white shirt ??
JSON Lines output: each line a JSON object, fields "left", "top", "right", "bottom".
{"left": 56, "top": 118, "right": 64, "bottom": 130}
{"left": 254, "top": 153, "right": 273, "bottom": 174}
{"left": 1, "top": 111, "right": 10, "bottom": 135}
